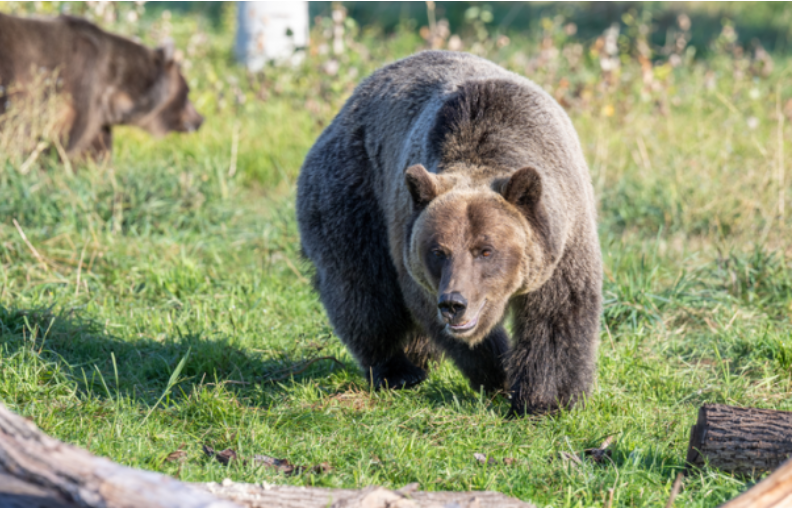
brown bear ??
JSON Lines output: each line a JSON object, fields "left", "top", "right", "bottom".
{"left": 0, "top": 13, "right": 203, "bottom": 158}
{"left": 297, "top": 51, "right": 601, "bottom": 416}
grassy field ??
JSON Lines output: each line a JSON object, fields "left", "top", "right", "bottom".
{"left": 2, "top": 5, "right": 792, "bottom": 508}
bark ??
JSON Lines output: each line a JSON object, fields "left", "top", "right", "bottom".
{"left": 200, "top": 480, "right": 534, "bottom": 508}
{"left": 687, "top": 404, "right": 792, "bottom": 475}
{"left": 0, "top": 403, "right": 239, "bottom": 508}
{"left": 719, "top": 457, "right": 792, "bottom": 508}
{"left": 0, "top": 402, "right": 534, "bottom": 508}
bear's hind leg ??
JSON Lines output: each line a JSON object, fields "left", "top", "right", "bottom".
{"left": 433, "top": 326, "right": 509, "bottom": 394}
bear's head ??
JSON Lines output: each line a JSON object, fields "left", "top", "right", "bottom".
{"left": 404, "top": 163, "right": 554, "bottom": 345}
{"left": 107, "top": 40, "right": 203, "bottom": 136}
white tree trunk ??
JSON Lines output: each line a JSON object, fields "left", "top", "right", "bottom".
{"left": 235, "top": 1, "right": 309, "bottom": 70}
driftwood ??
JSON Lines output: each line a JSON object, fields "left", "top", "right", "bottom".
{"left": 0, "top": 403, "right": 239, "bottom": 508}
{"left": 0, "top": 402, "right": 533, "bottom": 508}
{"left": 719, "top": 456, "right": 792, "bottom": 508}
{"left": 686, "top": 404, "right": 792, "bottom": 475}
{"left": 201, "top": 480, "right": 534, "bottom": 508}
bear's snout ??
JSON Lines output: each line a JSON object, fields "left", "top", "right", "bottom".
{"left": 438, "top": 291, "right": 468, "bottom": 322}
{"left": 182, "top": 101, "right": 204, "bottom": 132}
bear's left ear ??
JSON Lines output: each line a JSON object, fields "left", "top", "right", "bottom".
{"left": 405, "top": 164, "right": 438, "bottom": 209}
{"left": 156, "top": 38, "right": 176, "bottom": 64}
{"left": 502, "top": 166, "right": 543, "bottom": 216}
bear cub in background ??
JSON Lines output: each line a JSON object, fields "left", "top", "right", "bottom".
{"left": 297, "top": 51, "right": 602, "bottom": 416}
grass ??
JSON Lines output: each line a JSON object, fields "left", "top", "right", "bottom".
{"left": 2, "top": 5, "right": 792, "bottom": 508}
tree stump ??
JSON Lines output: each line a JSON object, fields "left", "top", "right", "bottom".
{"left": 686, "top": 404, "right": 792, "bottom": 475}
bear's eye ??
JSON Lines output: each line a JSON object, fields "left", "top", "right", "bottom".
{"left": 431, "top": 249, "right": 446, "bottom": 259}
{"left": 480, "top": 248, "right": 493, "bottom": 258}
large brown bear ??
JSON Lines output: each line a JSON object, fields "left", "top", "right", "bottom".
{"left": 0, "top": 13, "right": 203, "bottom": 158}
{"left": 297, "top": 51, "right": 602, "bottom": 416}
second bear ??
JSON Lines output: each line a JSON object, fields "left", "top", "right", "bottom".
{"left": 0, "top": 13, "right": 203, "bottom": 158}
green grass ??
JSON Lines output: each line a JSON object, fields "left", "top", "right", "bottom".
{"left": 2, "top": 6, "right": 792, "bottom": 508}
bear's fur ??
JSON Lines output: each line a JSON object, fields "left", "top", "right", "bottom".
{"left": 297, "top": 51, "right": 601, "bottom": 416}
{"left": 0, "top": 13, "right": 203, "bottom": 158}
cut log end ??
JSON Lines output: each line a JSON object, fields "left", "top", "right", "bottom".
{"left": 686, "top": 403, "right": 792, "bottom": 476}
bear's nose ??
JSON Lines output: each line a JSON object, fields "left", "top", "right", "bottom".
{"left": 438, "top": 292, "right": 467, "bottom": 321}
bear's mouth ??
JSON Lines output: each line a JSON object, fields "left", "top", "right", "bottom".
{"left": 446, "top": 300, "right": 486, "bottom": 335}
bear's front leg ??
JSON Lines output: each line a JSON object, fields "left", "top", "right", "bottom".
{"left": 507, "top": 289, "right": 599, "bottom": 417}
{"left": 368, "top": 349, "right": 427, "bottom": 390}
{"left": 432, "top": 325, "right": 509, "bottom": 394}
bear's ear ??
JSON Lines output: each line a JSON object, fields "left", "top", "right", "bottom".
{"left": 405, "top": 164, "right": 438, "bottom": 209}
{"left": 156, "top": 38, "right": 176, "bottom": 64}
{"left": 502, "top": 166, "right": 543, "bottom": 215}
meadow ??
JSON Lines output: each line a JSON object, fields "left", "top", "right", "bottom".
{"left": 1, "top": 4, "right": 792, "bottom": 507}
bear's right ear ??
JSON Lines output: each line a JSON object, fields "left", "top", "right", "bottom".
{"left": 405, "top": 164, "right": 438, "bottom": 209}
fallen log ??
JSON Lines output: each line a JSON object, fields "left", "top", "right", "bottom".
{"left": 0, "top": 403, "right": 239, "bottom": 508}
{"left": 201, "top": 479, "right": 534, "bottom": 508}
{"left": 719, "top": 456, "right": 792, "bottom": 508}
{"left": 686, "top": 404, "right": 792, "bottom": 476}
{"left": 0, "top": 402, "right": 533, "bottom": 508}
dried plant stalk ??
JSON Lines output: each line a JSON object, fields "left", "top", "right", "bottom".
{"left": 0, "top": 66, "right": 70, "bottom": 172}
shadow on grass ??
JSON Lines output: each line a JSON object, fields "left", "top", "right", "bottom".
{"left": 0, "top": 305, "right": 355, "bottom": 408}
{"left": 4, "top": 305, "right": 639, "bottom": 419}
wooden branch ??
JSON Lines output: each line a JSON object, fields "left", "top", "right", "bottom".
{"left": 686, "top": 404, "right": 792, "bottom": 475}
{"left": 200, "top": 480, "right": 535, "bottom": 508}
{"left": 719, "top": 457, "right": 792, "bottom": 508}
{"left": 0, "top": 402, "right": 240, "bottom": 508}
{"left": 0, "top": 402, "right": 535, "bottom": 508}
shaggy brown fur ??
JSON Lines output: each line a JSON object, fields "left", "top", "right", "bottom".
{"left": 0, "top": 13, "right": 203, "bottom": 158}
{"left": 297, "top": 51, "right": 602, "bottom": 416}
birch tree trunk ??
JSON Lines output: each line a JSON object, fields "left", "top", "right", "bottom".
{"left": 234, "top": 1, "right": 309, "bottom": 71}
